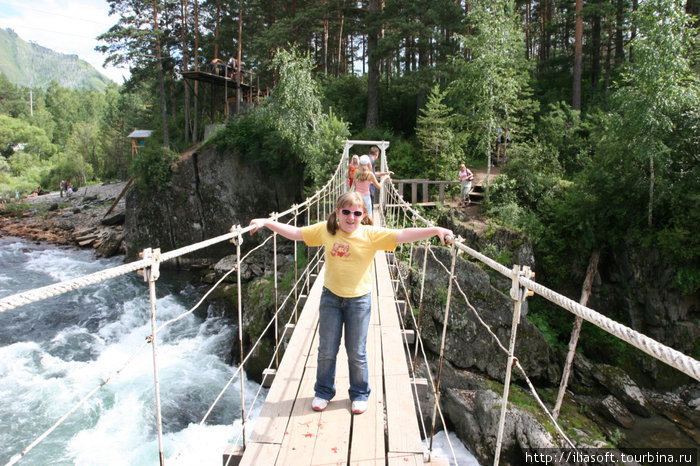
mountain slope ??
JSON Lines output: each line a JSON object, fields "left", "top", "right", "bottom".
{"left": 0, "top": 28, "right": 113, "bottom": 91}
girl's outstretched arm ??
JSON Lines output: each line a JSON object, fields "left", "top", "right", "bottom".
{"left": 395, "top": 226, "right": 453, "bottom": 245}
{"left": 249, "top": 218, "right": 304, "bottom": 241}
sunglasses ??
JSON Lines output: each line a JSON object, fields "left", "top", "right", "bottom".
{"left": 341, "top": 209, "right": 364, "bottom": 217}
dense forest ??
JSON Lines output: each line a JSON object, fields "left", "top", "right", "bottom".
{"left": 1, "top": 0, "right": 698, "bottom": 363}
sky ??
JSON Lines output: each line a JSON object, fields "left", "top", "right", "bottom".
{"left": 0, "top": 0, "right": 129, "bottom": 84}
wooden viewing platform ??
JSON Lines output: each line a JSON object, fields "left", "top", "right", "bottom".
{"left": 228, "top": 250, "right": 447, "bottom": 465}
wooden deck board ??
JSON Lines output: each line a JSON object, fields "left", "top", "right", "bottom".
{"left": 275, "top": 376, "right": 324, "bottom": 465}
{"left": 247, "top": 270, "right": 324, "bottom": 445}
{"left": 239, "top": 251, "right": 427, "bottom": 465}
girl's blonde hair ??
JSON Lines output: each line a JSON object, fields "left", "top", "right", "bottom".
{"left": 327, "top": 192, "right": 373, "bottom": 234}
{"left": 353, "top": 164, "right": 374, "bottom": 182}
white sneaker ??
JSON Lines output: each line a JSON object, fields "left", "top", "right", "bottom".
{"left": 351, "top": 400, "right": 367, "bottom": 414}
{"left": 312, "top": 397, "right": 329, "bottom": 411}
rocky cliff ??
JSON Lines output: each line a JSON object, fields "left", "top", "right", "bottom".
{"left": 124, "top": 145, "right": 303, "bottom": 267}
{"left": 590, "top": 245, "right": 699, "bottom": 387}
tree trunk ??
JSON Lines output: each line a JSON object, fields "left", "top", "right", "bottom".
{"left": 648, "top": 153, "right": 654, "bottom": 226}
{"left": 337, "top": 5, "right": 345, "bottom": 76}
{"left": 553, "top": 249, "right": 600, "bottom": 419}
{"left": 539, "top": 0, "right": 551, "bottom": 64}
{"left": 153, "top": 0, "right": 169, "bottom": 148}
{"left": 193, "top": 0, "right": 199, "bottom": 142}
{"left": 213, "top": 1, "right": 222, "bottom": 59}
{"left": 604, "top": 21, "right": 613, "bottom": 93}
{"left": 323, "top": 3, "right": 329, "bottom": 75}
{"left": 572, "top": 0, "right": 583, "bottom": 110}
{"left": 181, "top": 0, "right": 190, "bottom": 143}
{"left": 366, "top": 0, "right": 380, "bottom": 128}
{"left": 615, "top": 0, "right": 625, "bottom": 66}
{"left": 525, "top": 1, "right": 531, "bottom": 60}
{"left": 591, "top": 4, "right": 601, "bottom": 91}
{"left": 236, "top": 0, "right": 242, "bottom": 115}
{"left": 630, "top": 0, "right": 638, "bottom": 62}
{"left": 416, "top": 16, "right": 429, "bottom": 116}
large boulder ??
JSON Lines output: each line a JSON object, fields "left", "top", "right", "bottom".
{"left": 443, "top": 387, "right": 557, "bottom": 466}
{"left": 406, "top": 245, "right": 558, "bottom": 384}
{"left": 124, "top": 146, "right": 303, "bottom": 267}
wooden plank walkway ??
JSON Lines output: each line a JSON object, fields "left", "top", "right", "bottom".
{"left": 234, "top": 251, "right": 443, "bottom": 465}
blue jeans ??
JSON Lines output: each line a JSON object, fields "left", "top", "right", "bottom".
{"left": 362, "top": 195, "right": 372, "bottom": 216}
{"left": 315, "top": 287, "right": 372, "bottom": 402}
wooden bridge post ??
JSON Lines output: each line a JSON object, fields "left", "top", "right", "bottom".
{"left": 494, "top": 265, "right": 535, "bottom": 466}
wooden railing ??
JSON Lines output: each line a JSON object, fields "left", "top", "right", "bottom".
{"left": 391, "top": 179, "right": 461, "bottom": 205}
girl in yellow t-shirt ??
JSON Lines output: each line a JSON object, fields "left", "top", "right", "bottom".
{"left": 249, "top": 192, "right": 452, "bottom": 415}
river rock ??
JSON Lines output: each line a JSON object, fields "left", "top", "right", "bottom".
{"left": 593, "top": 364, "right": 651, "bottom": 417}
{"left": 443, "top": 387, "right": 557, "bottom": 465}
{"left": 598, "top": 394, "right": 636, "bottom": 429}
{"left": 95, "top": 230, "right": 124, "bottom": 258}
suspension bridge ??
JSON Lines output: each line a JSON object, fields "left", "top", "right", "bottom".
{"left": 0, "top": 140, "right": 698, "bottom": 466}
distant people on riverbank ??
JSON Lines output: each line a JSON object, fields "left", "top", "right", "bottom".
{"left": 31, "top": 186, "right": 47, "bottom": 197}
{"left": 458, "top": 164, "right": 474, "bottom": 207}
{"left": 60, "top": 180, "right": 67, "bottom": 198}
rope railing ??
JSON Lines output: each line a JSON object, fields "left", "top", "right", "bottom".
{"left": 3, "top": 148, "right": 348, "bottom": 465}
{"left": 377, "top": 176, "right": 699, "bottom": 464}
{"left": 4, "top": 141, "right": 699, "bottom": 466}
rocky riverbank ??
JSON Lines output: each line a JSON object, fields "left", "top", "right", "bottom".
{"left": 0, "top": 181, "right": 129, "bottom": 257}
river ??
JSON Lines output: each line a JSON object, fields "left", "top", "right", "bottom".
{"left": 0, "top": 236, "right": 263, "bottom": 465}
{"left": 0, "top": 236, "right": 480, "bottom": 465}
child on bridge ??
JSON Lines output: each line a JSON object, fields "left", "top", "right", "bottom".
{"left": 249, "top": 192, "right": 453, "bottom": 415}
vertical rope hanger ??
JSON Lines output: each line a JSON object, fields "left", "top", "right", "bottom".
{"left": 142, "top": 247, "right": 165, "bottom": 466}
{"left": 427, "top": 240, "right": 458, "bottom": 462}
{"left": 231, "top": 225, "right": 247, "bottom": 448}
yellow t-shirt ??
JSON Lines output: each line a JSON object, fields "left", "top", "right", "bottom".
{"left": 301, "top": 222, "right": 399, "bottom": 298}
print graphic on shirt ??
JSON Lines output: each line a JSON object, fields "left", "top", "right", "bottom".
{"left": 330, "top": 242, "right": 351, "bottom": 258}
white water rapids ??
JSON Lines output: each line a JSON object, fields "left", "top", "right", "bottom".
{"left": 0, "top": 237, "right": 264, "bottom": 465}
{"left": 0, "top": 236, "right": 479, "bottom": 465}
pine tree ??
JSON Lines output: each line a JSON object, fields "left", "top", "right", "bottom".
{"left": 415, "top": 84, "right": 462, "bottom": 181}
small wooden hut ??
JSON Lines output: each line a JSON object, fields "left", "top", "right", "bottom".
{"left": 127, "top": 130, "right": 153, "bottom": 157}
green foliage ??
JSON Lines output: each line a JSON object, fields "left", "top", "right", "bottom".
{"left": 536, "top": 102, "right": 592, "bottom": 175}
{"left": 450, "top": 0, "right": 536, "bottom": 173}
{"left": 415, "top": 84, "right": 463, "bottom": 181}
{"left": 319, "top": 74, "right": 367, "bottom": 133}
{"left": 214, "top": 48, "right": 349, "bottom": 191}
{"left": 0, "top": 114, "right": 56, "bottom": 159}
{"left": 130, "top": 136, "right": 178, "bottom": 194}
{"left": 380, "top": 137, "right": 423, "bottom": 180}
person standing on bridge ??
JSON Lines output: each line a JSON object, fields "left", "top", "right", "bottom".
{"left": 249, "top": 192, "right": 453, "bottom": 415}
{"left": 353, "top": 155, "right": 384, "bottom": 216}
{"left": 347, "top": 154, "right": 360, "bottom": 189}
{"left": 368, "top": 146, "right": 393, "bottom": 205}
